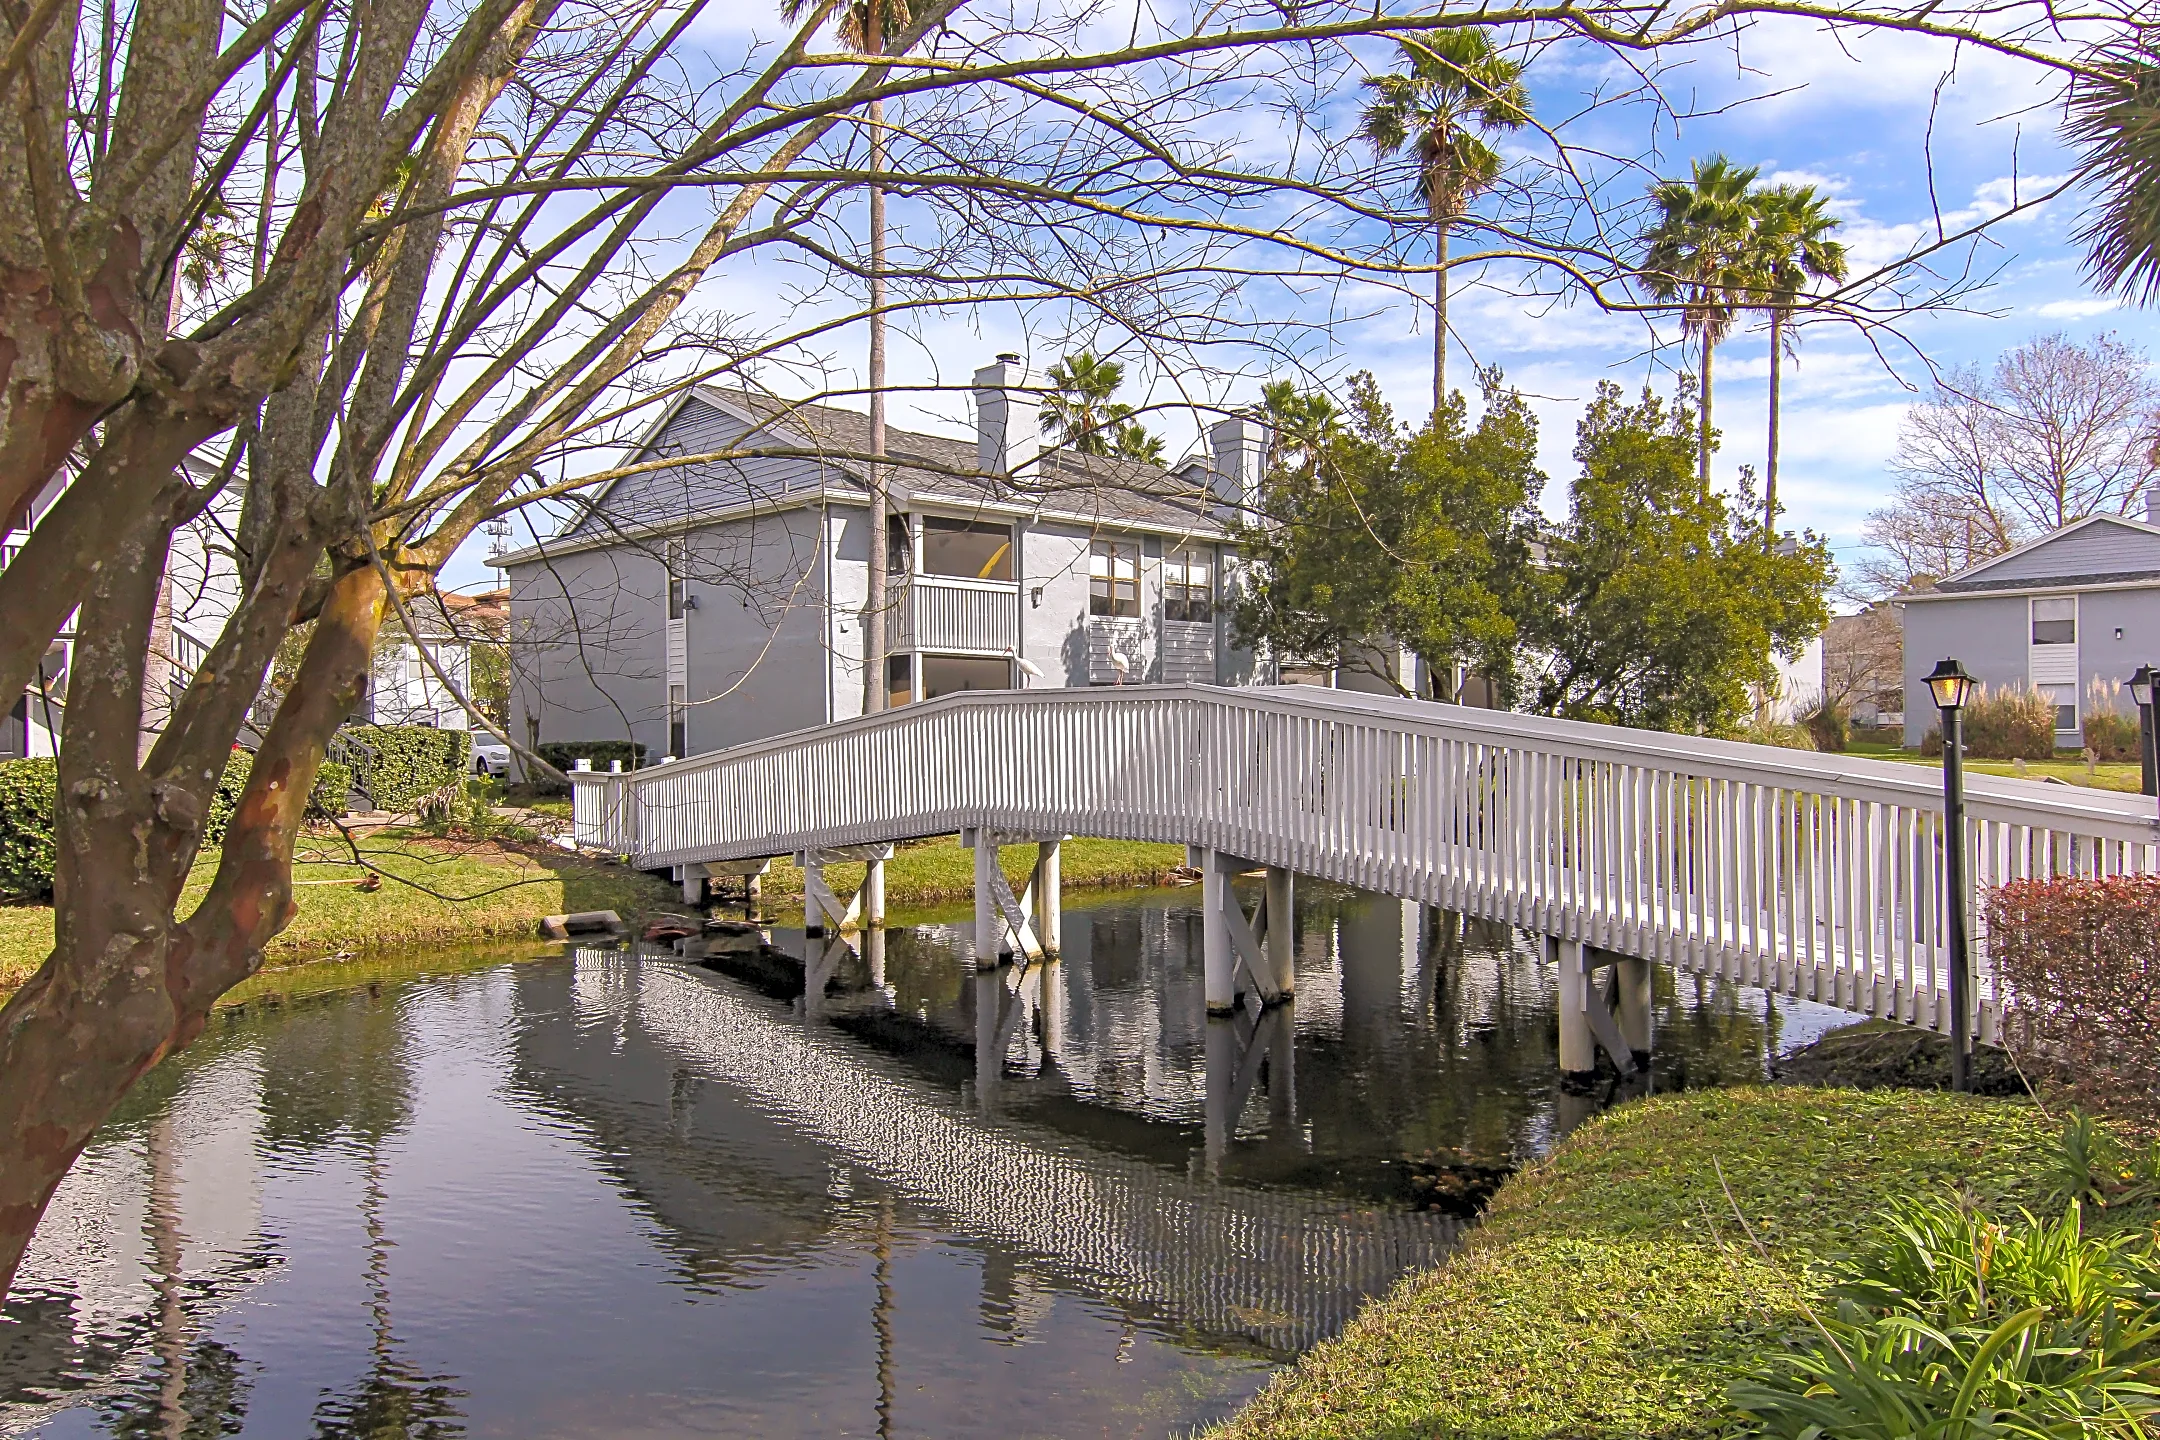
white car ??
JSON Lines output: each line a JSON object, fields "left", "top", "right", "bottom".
{"left": 471, "top": 733, "right": 513, "bottom": 777}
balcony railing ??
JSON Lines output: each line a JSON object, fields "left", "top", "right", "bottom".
{"left": 884, "top": 575, "right": 1017, "bottom": 655}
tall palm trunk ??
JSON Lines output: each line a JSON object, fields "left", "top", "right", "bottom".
{"left": 861, "top": 15, "right": 889, "bottom": 715}
{"left": 1765, "top": 310, "right": 1782, "bottom": 540}
{"left": 1433, "top": 216, "right": 1449, "bottom": 417}
{"left": 1697, "top": 332, "right": 1714, "bottom": 497}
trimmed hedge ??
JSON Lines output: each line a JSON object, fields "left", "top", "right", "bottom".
{"left": 0, "top": 749, "right": 260, "bottom": 901}
{"left": 0, "top": 759, "right": 58, "bottom": 902}
{"left": 1990, "top": 874, "right": 2160, "bottom": 1125}
{"left": 340, "top": 724, "right": 470, "bottom": 813}
{"left": 530, "top": 740, "right": 648, "bottom": 794}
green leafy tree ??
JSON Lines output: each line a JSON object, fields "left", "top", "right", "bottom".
{"left": 1233, "top": 372, "right": 1544, "bottom": 700}
{"left": 1527, "top": 380, "right": 1833, "bottom": 732}
{"left": 1040, "top": 351, "right": 1163, "bottom": 460}
{"left": 1749, "top": 183, "right": 1848, "bottom": 535}
{"left": 1360, "top": 33, "right": 1532, "bottom": 417}
{"left": 1639, "top": 154, "right": 1763, "bottom": 494}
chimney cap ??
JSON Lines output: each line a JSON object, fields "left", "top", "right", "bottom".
{"left": 995, "top": 351, "right": 1022, "bottom": 365}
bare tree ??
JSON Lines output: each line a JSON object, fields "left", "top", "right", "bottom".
{"left": 1858, "top": 332, "right": 2160, "bottom": 594}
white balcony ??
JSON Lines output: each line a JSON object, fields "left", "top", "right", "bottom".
{"left": 885, "top": 575, "right": 1018, "bottom": 655}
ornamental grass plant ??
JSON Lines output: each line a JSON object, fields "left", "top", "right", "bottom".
{"left": 1920, "top": 684, "right": 2059, "bottom": 761}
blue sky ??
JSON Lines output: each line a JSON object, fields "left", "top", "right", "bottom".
{"left": 448, "top": 8, "right": 2156, "bottom": 599}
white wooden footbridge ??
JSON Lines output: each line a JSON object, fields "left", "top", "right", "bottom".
{"left": 573, "top": 684, "right": 2160, "bottom": 1077}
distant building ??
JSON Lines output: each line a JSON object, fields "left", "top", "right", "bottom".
{"left": 1895, "top": 488, "right": 2160, "bottom": 747}
{"left": 4, "top": 460, "right": 242, "bottom": 760}
{"left": 497, "top": 357, "right": 1271, "bottom": 761}
{"left": 357, "top": 588, "right": 508, "bottom": 731}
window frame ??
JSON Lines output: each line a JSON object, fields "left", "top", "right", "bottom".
{"left": 2029, "top": 595, "right": 2076, "bottom": 646}
{"left": 1088, "top": 538, "right": 1140, "bottom": 618}
{"left": 667, "top": 682, "right": 687, "bottom": 757}
{"left": 666, "top": 539, "right": 687, "bottom": 621}
{"left": 920, "top": 515, "right": 1014, "bottom": 582}
{"left": 1163, "top": 546, "right": 1213, "bottom": 624}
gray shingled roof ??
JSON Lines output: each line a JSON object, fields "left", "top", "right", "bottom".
{"left": 724, "top": 390, "right": 1227, "bottom": 536}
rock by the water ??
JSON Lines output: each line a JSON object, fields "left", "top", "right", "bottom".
{"left": 1773, "top": 1021, "right": 2031, "bottom": 1097}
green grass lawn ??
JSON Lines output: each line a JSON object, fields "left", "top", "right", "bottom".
{"left": 1845, "top": 739, "right": 2145, "bottom": 793}
{"left": 1212, "top": 1087, "right": 2074, "bottom": 1440}
{"left": 0, "top": 831, "right": 677, "bottom": 992}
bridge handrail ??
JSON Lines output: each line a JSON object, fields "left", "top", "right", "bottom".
{"left": 580, "top": 683, "right": 2159, "bottom": 841}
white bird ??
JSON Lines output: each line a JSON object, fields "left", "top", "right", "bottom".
{"left": 1013, "top": 653, "right": 1045, "bottom": 682}
{"left": 1110, "top": 650, "right": 1130, "bottom": 683}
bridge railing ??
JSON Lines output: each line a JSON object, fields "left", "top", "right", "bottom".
{"left": 574, "top": 684, "right": 2159, "bottom": 1035}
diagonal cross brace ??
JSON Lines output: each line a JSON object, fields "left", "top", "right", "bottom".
{"left": 1221, "top": 883, "right": 1282, "bottom": 1007}
{"left": 1581, "top": 963, "right": 1637, "bottom": 1077}
{"left": 984, "top": 861, "right": 1042, "bottom": 959}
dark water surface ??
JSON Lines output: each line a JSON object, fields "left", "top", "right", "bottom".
{"left": 1, "top": 888, "right": 1850, "bottom": 1438}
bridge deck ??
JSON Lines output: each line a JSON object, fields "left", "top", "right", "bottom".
{"left": 574, "top": 685, "right": 2160, "bottom": 1039}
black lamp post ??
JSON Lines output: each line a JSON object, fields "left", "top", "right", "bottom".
{"left": 1924, "top": 657, "right": 1976, "bottom": 1094}
{"left": 2131, "top": 664, "right": 2158, "bottom": 803}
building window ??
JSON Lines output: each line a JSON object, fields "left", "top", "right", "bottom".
{"left": 1089, "top": 539, "right": 1139, "bottom": 617}
{"left": 887, "top": 653, "right": 914, "bottom": 707}
{"left": 2039, "top": 684, "right": 2077, "bottom": 732}
{"left": 1164, "top": 547, "right": 1212, "bottom": 623}
{"left": 921, "top": 654, "right": 1011, "bottom": 698}
{"left": 887, "top": 514, "right": 912, "bottom": 577}
{"left": 2030, "top": 596, "right": 2075, "bottom": 646}
{"left": 668, "top": 683, "right": 686, "bottom": 757}
{"left": 921, "top": 516, "right": 1012, "bottom": 581}
{"left": 666, "top": 539, "right": 687, "bottom": 620}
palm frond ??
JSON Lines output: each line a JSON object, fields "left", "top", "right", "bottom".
{"left": 2067, "top": 45, "right": 2160, "bottom": 306}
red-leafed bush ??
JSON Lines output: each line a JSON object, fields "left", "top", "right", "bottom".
{"left": 1987, "top": 875, "right": 2160, "bottom": 1126}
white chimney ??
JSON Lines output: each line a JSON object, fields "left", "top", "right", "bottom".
{"left": 2146, "top": 482, "right": 2160, "bottom": 526}
{"left": 973, "top": 355, "right": 1039, "bottom": 481}
{"left": 1208, "top": 413, "right": 1267, "bottom": 518}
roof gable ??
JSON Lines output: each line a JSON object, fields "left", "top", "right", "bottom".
{"left": 1936, "top": 514, "right": 2160, "bottom": 593}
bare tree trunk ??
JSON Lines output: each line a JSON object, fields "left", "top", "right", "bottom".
{"left": 862, "top": 32, "right": 889, "bottom": 717}
{"left": 1433, "top": 219, "right": 1448, "bottom": 418}
{"left": 1765, "top": 311, "right": 1782, "bottom": 539}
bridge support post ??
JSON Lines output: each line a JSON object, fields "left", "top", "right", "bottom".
{"left": 973, "top": 838, "right": 1004, "bottom": 968}
{"left": 1615, "top": 956, "right": 1653, "bottom": 1069}
{"left": 679, "top": 867, "right": 706, "bottom": 906}
{"left": 1264, "top": 868, "right": 1296, "bottom": 997}
{"left": 1033, "top": 840, "right": 1062, "bottom": 955}
{"left": 863, "top": 854, "right": 886, "bottom": 929}
{"left": 1555, "top": 938, "right": 1596, "bottom": 1084}
{"left": 1200, "top": 848, "right": 1237, "bottom": 1016}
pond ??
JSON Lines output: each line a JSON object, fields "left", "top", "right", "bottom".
{"left": 1, "top": 886, "right": 1852, "bottom": 1438}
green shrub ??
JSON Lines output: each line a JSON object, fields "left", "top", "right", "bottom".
{"left": 1800, "top": 692, "right": 1852, "bottom": 752}
{"left": 310, "top": 760, "right": 352, "bottom": 819}
{"left": 1, "top": 750, "right": 254, "bottom": 901}
{"left": 529, "top": 740, "right": 648, "bottom": 795}
{"left": 337, "top": 724, "right": 471, "bottom": 813}
{"left": 1737, "top": 719, "right": 1817, "bottom": 751}
{"left": 1732, "top": 1191, "right": 2160, "bottom": 1438}
{"left": 0, "top": 759, "right": 59, "bottom": 902}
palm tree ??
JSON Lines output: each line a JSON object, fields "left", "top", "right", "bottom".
{"left": 2066, "top": 48, "right": 2160, "bottom": 305}
{"left": 781, "top": 0, "right": 912, "bottom": 714}
{"left": 1639, "top": 154, "right": 1761, "bottom": 494}
{"left": 1359, "top": 32, "right": 1531, "bottom": 419}
{"left": 1748, "top": 184, "right": 1846, "bottom": 537}
{"left": 1040, "top": 351, "right": 1161, "bottom": 460}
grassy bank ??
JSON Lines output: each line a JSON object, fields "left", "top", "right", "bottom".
{"left": 1215, "top": 1087, "right": 2069, "bottom": 1440}
{"left": 0, "top": 832, "right": 1190, "bottom": 994}
{"left": 0, "top": 832, "right": 676, "bottom": 991}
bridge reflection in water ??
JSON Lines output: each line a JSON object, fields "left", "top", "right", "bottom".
{"left": 534, "top": 887, "right": 1837, "bottom": 1360}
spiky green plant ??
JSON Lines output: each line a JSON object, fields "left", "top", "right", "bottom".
{"left": 1639, "top": 154, "right": 1762, "bottom": 494}
{"left": 2067, "top": 44, "right": 2160, "bottom": 306}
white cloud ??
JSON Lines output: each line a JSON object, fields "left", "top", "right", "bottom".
{"left": 2030, "top": 297, "right": 2119, "bottom": 319}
